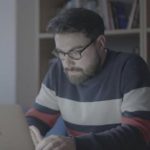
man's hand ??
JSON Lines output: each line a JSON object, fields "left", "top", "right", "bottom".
{"left": 29, "top": 125, "right": 43, "bottom": 147}
{"left": 36, "top": 135, "right": 76, "bottom": 150}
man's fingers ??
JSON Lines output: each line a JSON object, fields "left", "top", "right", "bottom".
{"left": 29, "top": 126, "right": 43, "bottom": 146}
{"left": 36, "top": 135, "right": 62, "bottom": 150}
{"left": 30, "top": 127, "right": 40, "bottom": 145}
{"left": 36, "top": 135, "right": 76, "bottom": 150}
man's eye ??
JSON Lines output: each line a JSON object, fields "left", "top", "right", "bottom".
{"left": 70, "top": 51, "right": 80, "bottom": 54}
{"left": 56, "top": 51, "right": 65, "bottom": 55}
{"left": 59, "top": 51, "right": 65, "bottom": 54}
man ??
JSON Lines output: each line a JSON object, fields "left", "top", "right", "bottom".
{"left": 26, "top": 8, "right": 150, "bottom": 150}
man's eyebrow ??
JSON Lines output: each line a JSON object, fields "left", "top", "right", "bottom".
{"left": 56, "top": 45, "right": 84, "bottom": 52}
{"left": 55, "top": 48, "right": 63, "bottom": 52}
{"left": 70, "top": 46, "right": 84, "bottom": 51}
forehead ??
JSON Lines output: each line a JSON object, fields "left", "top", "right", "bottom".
{"left": 54, "top": 33, "right": 90, "bottom": 51}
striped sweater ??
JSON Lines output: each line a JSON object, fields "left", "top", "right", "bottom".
{"left": 26, "top": 50, "right": 150, "bottom": 150}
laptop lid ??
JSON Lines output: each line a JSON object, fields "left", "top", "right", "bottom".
{"left": 0, "top": 104, "right": 35, "bottom": 150}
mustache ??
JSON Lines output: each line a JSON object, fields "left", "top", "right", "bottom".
{"left": 64, "top": 67, "right": 83, "bottom": 72}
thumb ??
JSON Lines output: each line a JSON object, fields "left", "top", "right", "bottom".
{"left": 29, "top": 125, "right": 43, "bottom": 146}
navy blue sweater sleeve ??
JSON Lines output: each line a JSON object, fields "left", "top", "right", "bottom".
{"left": 75, "top": 125, "right": 148, "bottom": 150}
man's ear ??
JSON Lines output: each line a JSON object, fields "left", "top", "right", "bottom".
{"left": 95, "top": 35, "right": 106, "bottom": 49}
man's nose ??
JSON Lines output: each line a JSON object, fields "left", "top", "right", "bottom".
{"left": 63, "top": 55, "right": 75, "bottom": 67}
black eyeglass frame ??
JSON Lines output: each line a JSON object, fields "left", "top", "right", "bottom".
{"left": 52, "top": 38, "right": 96, "bottom": 60}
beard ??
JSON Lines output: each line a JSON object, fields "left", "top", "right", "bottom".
{"left": 65, "top": 69, "right": 88, "bottom": 84}
{"left": 64, "top": 60, "right": 100, "bottom": 85}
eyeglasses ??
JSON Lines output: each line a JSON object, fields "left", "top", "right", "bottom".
{"left": 52, "top": 39, "right": 95, "bottom": 60}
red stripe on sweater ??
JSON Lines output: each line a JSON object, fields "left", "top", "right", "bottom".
{"left": 122, "top": 117, "right": 150, "bottom": 142}
{"left": 26, "top": 108, "right": 60, "bottom": 127}
{"left": 67, "top": 128, "right": 89, "bottom": 137}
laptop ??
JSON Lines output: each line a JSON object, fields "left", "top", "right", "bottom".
{"left": 0, "top": 104, "right": 35, "bottom": 150}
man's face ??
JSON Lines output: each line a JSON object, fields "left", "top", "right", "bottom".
{"left": 54, "top": 32, "right": 100, "bottom": 84}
